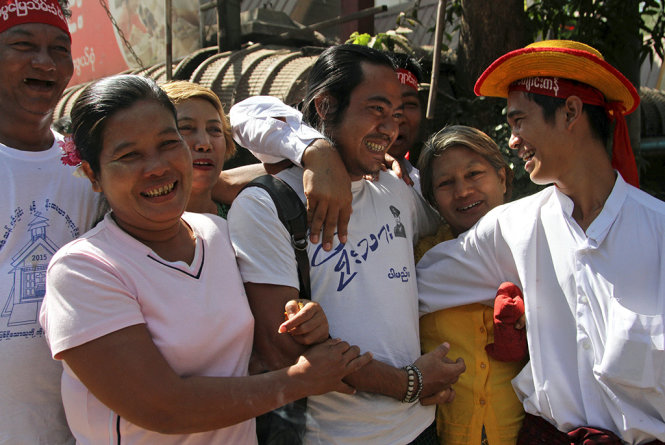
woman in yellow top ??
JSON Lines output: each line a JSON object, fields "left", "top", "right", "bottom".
{"left": 415, "top": 125, "right": 526, "bottom": 445}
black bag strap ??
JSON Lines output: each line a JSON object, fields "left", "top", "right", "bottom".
{"left": 243, "top": 175, "right": 311, "bottom": 300}
{"left": 244, "top": 175, "right": 310, "bottom": 445}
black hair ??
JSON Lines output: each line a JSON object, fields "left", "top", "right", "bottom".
{"left": 52, "top": 115, "right": 71, "bottom": 135}
{"left": 301, "top": 44, "right": 396, "bottom": 132}
{"left": 70, "top": 74, "right": 176, "bottom": 175}
{"left": 389, "top": 52, "right": 424, "bottom": 83}
{"left": 526, "top": 84, "right": 611, "bottom": 147}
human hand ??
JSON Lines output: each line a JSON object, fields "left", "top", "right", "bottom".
{"left": 413, "top": 342, "right": 465, "bottom": 399}
{"left": 279, "top": 300, "right": 329, "bottom": 345}
{"left": 302, "top": 139, "right": 352, "bottom": 251}
{"left": 515, "top": 314, "right": 526, "bottom": 330}
{"left": 419, "top": 387, "right": 456, "bottom": 406}
{"left": 292, "top": 338, "right": 372, "bottom": 395}
{"left": 384, "top": 153, "right": 414, "bottom": 186}
{"left": 363, "top": 153, "right": 414, "bottom": 186}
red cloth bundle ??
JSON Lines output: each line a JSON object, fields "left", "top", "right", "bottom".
{"left": 485, "top": 282, "right": 528, "bottom": 362}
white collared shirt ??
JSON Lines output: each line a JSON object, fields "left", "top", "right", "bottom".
{"left": 229, "top": 95, "right": 324, "bottom": 166}
{"left": 417, "top": 175, "right": 665, "bottom": 444}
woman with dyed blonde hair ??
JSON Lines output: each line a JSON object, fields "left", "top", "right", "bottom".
{"left": 162, "top": 81, "right": 236, "bottom": 217}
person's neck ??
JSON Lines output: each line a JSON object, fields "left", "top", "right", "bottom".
{"left": 112, "top": 214, "right": 196, "bottom": 264}
{"left": 555, "top": 141, "right": 616, "bottom": 233}
{"left": 186, "top": 189, "right": 218, "bottom": 215}
{"left": 0, "top": 114, "right": 55, "bottom": 151}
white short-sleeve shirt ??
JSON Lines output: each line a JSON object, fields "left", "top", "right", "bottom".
{"left": 0, "top": 133, "right": 103, "bottom": 445}
{"left": 229, "top": 166, "right": 438, "bottom": 444}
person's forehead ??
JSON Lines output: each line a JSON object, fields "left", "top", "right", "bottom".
{"left": 401, "top": 86, "right": 420, "bottom": 101}
{"left": 1, "top": 22, "right": 69, "bottom": 41}
{"left": 103, "top": 102, "right": 178, "bottom": 149}
{"left": 506, "top": 90, "right": 534, "bottom": 113}
{"left": 176, "top": 98, "right": 222, "bottom": 121}
{"left": 434, "top": 145, "right": 482, "bottom": 166}
{"left": 355, "top": 63, "right": 401, "bottom": 101}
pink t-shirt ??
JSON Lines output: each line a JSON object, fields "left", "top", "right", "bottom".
{"left": 40, "top": 212, "right": 255, "bottom": 445}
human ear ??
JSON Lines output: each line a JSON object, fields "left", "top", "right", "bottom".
{"left": 564, "top": 96, "right": 583, "bottom": 129}
{"left": 497, "top": 167, "right": 507, "bottom": 196}
{"left": 314, "top": 94, "right": 337, "bottom": 121}
{"left": 80, "top": 162, "right": 102, "bottom": 193}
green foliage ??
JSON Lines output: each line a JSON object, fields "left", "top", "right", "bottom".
{"left": 346, "top": 1, "right": 429, "bottom": 56}
{"left": 525, "top": 0, "right": 665, "bottom": 66}
{"left": 349, "top": 1, "right": 665, "bottom": 199}
{"left": 441, "top": 0, "right": 665, "bottom": 65}
{"left": 346, "top": 0, "right": 429, "bottom": 56}
{"left": 441, "top": 0, "right": 463, "bottom": 51}
{"left": 346, "top": 30, "right": 416, "bottom": 55}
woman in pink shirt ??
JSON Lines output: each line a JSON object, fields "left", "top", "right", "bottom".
{"left": 40, "top": 74, "right": 370, "bottom": 445}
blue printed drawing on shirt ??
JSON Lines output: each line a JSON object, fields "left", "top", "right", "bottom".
{"left": 311, "top": 205, "right": 411, "bottom": 291}
{"left": 1, "top": 200, "right": 81, "bottom": 333}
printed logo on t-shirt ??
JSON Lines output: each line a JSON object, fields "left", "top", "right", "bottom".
{"left": 1, "top": 199, "right": 82, "bottom": 337}
{"left": 389, "top": 205, "right": 406, "bottom": 239}
{"left": 310, "top": 204, "right": 410, "bottom": 291}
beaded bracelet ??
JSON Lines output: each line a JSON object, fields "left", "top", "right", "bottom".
{"left": 410, "top": 364, "right": 424, "bottom": 402}
{"left": 401, "top": 365, "right": 416, "bottom": 403}
{"left": 401, "top": 364, "right": 423, "bottom": 403}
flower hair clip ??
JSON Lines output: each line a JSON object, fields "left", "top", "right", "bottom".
{"left": 58, "top": 136, "right": 86, "bottom": 177}
{"left": 59, "top": 136, "right": 81, "bottom": 166}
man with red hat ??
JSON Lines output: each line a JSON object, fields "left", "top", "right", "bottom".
{"left": 0, "top": 1, "right": 101, "bottom": 443}
{"left": 417, "top": 40, "right": 665, "bottom": 444}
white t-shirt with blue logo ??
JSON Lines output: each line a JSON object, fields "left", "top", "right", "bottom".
{"left": 0, "top": 133, "right": 102, "bottom": 445}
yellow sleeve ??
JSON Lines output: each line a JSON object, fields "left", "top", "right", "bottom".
{"left": 414, "top": 224, "right": 454, "bottom": 264}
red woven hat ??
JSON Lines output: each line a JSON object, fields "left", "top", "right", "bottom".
{"left": 475, "top": 40, "right": 641, "bottom": 187}
{"left": 474, "top": 40, "right": 639, "bottom": 115}
{"left": 0, "top": 0, "right": 70, "bottom": 39}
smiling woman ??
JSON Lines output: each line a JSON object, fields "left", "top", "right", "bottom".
{"left": 83, "top": 97, "right": 193, "bottom": 254}
{"left": 418, "top": 125, "right": 513, "bottom": 237}
{"left": 161, "top": 81, "right": 236, "bottom": 218}
{"left": 37, "top": 74, "right": 371, "bottom": 444}
{"left": 415, "top": 125, "right": 525, "bottom": 445}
